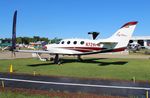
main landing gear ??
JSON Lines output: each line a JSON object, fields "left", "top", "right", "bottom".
{"left": 37, "top": 54, "right": 83, "bottom": 65}
{"left": 77, "top": 55, "right": 83, "bottom": 61}
{"left": 36, "top": 53, "right": 61, "bottom": 64}
{"left": 49, "top": 54, "right": 61, "bottom": 64}
{"left": 54, "top": 54, "right": 61, "bottom": 64}
{"left": 53, "top": 54, "right": 83, "bottom": 64}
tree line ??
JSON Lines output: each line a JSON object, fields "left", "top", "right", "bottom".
{"left": 0, "top": 36, "right": 62, "bottom": 44}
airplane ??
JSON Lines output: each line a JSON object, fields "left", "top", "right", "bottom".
{"left": 0, "top": 43, "right": 12, "bottom": 51}
{"left": 10, "top": 10, "right": 138, "bottom": 64}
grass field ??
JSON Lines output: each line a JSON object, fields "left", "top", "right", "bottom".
{"left": 0, "top": 57, "right": 150, "bottom": 81}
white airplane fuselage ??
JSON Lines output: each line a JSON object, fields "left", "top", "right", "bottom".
{"left": 45, "top": 38, "right": 125, "bottom": 55}
{"left": 46, "top": 39, "right": 101, "bottom": 55}
{"left": 44, "top": 21, "right": 138, "bottom": 57}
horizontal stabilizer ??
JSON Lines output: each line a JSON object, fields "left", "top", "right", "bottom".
{"left": 98, "top": 42, "right": 118, "bottom": 44}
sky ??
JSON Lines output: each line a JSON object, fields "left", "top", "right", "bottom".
{"left": 0, "top": 0, "right": 150, "bottom": 39}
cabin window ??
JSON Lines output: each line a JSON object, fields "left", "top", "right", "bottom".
{"left": 67, "top": 41, "right": 71, "bottom": 44}
{"left": 73, "top": 41, "right": 77, "bottom": 44}
{"left": 61, "top": 41, "right": 64, "bottom": 44}
{"left": 80, "top": 41, "right": 84, "bottom": 45}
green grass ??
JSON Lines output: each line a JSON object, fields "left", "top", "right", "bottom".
{"left": 0, "top": 91, "right": 52, "bottom": 98}
{"left": 0, "top": 58, "right": 150, "bottom": 81}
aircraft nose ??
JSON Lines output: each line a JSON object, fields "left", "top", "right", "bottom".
{"left": 42, "top": 45, "right": 47, "bottom": 50}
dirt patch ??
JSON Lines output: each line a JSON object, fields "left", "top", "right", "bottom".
{"left": 0, "top": 87, "right": 127, "bottom": 98}
{"left": 0, "top": 51, "right": 149, "bottom": 60}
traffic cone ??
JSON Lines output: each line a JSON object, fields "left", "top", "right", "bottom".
{"left": 10, "top": 64, "right": 13, "bottom": 73}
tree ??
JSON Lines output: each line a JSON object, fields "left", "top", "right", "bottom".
{"left": 16, "top": 37, "right": 22, "bottom": 44}
{"left": 40, "top": 37, "right": 49, "bottom": 42}
{"left": 33, "top": 36, "right": 40, "bottom": 42}
{"left": 50, "top": 37, "right": 62, "bottom": 44}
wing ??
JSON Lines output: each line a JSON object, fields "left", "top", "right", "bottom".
{"left": 16, "top": 47, "right": 82, "bottom": 55}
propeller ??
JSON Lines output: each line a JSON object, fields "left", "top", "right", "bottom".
{"left": 10, "top": 10, "right": 17, "bottom": 58}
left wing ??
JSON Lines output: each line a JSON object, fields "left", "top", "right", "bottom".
{"left": 16, "top": 47, "right": 82, "bottom": 55}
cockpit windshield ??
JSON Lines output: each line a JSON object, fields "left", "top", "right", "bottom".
{"left": 56, "top": 41, "right": 60, "bottom": 44}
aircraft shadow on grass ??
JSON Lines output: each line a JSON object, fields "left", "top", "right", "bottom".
{"left": 27, "top": 58, "right": 128, "bottom": 67}
{"left": 98, "top": 61, "right": 128, "bottom": 66}
{"left": 62, "top": 58, "right": 128, "bottom": 66}
{"left": 27, "top": 63, "right": 53, "bottom": 67}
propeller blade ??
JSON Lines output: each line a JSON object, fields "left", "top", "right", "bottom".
{"left": 12, "top": 10, "right": 17, "bottom": 50}
{"left": 11, "top": 10, "right": 17, "bottom": 57}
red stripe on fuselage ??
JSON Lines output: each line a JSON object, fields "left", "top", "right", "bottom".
{"left": 111, "top": 47, "right": 126, "bottom": 52}
{"left": 60, "top": 47, "right": 105, "bottom": 52}
{"left": 59, "top": 47, "right": 126, "bottom": 53}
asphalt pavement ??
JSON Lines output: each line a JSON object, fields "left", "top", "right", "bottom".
{"left": 0, "top": 72, "right": 150, "bottom": 97}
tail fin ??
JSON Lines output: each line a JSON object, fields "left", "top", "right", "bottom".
{"left": 11, "top": 10, "right": 17, "bottom": 51}
{"left": 111, "top": 21, "right": 137, "bottom": 38}
{"left": 106, "top": 21, "right": 138, "bottom": 49}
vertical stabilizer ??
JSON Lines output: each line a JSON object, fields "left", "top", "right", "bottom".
{"left": 108, "top": 21, "right": 138, "bottom": 48}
